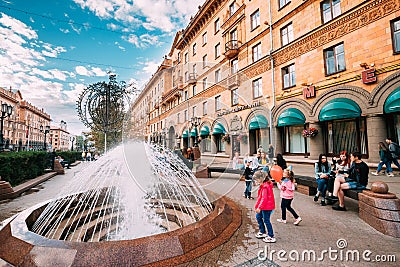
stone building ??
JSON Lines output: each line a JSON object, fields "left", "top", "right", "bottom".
{"left": 0, "top": 87, "right": 51, "bottom": 151}
{"left": 130, "top": 0, "right": 400, "bottom": 163}
{"left": 49, "top": 121, "right": 70, "bottom": 151}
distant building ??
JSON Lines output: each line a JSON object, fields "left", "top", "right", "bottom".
{"left": 0, "top": 87, "right": 51, "bottom": 151}
{"left": 50, "top": 121, "right": 70, "bottom": 151}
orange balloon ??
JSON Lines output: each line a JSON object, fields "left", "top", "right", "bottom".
{"left": 270, "top": 165, "right": 283, "bottom": 183}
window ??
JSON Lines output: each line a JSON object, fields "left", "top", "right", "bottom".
{"left": 391, "top": 18, "right": 400, "bottom": 53}
{"left": 193, "top": 64, "right": 197, "bottom": 75}
{"left": 281, "top": 23, "right": 294, "bottom": 46}
{"left": 203, "top": 77, "right": 207, "bottom": 90}
{"left": 231, "top": 88, "right": 239, "bottom": 106}
{"left": 229, "top": 2, "right": 236, "bottom": 16}
{"left": 215, "top": 69, "right": 221, "bottom": 83}
{"left": 203, "top": 101, "right": 207, "bottom": 115}
{"left": 282, "top": 64, "right": 296, "bottom": 88}
{"left": 177, "top": 113, "right": 180, "bottom": 123}
{"left": 216, "top": 135, "right": 226, "bottom": 152}
{"left": 202, "top": 32, "right": 207, "bottom": 45}
{"left": 192, "top": 106, "right": 196, "bottom": 117}
{"left": 321, "top": 0, "right": 341, "bottom": 24}
{"left": 203, "top": 54, "right": 207, "bottom": 68}
{"left": 193, "top": 43, "right": 197, "bottom": 56}
{"left": 250, "top": 9, "right": 260, "bottom": 30}
{"left": 215, "top": 95, "right": 221, "bottom": 111}
{"left": 252, "top": 78, "right": 262, "bottom": 98}
{"left": 324, "top": 43, "right": 345, "bottom": 75}
{"left": 283, "top": 125, "right": 308, "bottom": 154}
{"left": 231, "top": 58, "right": 238, "bottom": 74}
{"left": 184, "top": 71, "right": 188, "bottom": 82}
{"left": 252, "top": 43, "right": 262, "bottom": 62}
{"left": 230, "top": 29, "right": 237, "bottom": 42}
{"left": 215, "top": 43, "right": 221, "bottom": 58}
{"left": 215, "top": 18, "right": 220, "bottom": 33}
{"left": 184, "top": 110, "right": 188, "bottom": 121}
{"left": 279, "top": 0, "right": 291, "bottom": 9}
{"left": 184, "top": 52, "right": 188, "bottom": 64}
{"left": 177, "top": 52, "right": 181, "bottom": 63}
{"left": 192, "top": 85, "right": 196, "bottom": 96}
{"left": 184, "top": 91, "right": 188, "bottom": 100}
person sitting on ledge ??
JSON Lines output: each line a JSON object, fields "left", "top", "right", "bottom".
{"left": 331, "top": 151, "right": 369, "bottom": 211}
{"left": 57, "top": 156, "right": 70, "bottom": 169}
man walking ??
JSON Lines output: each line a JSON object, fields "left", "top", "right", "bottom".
{"left": 386, "top": 137, "right": 400, "bottom": 172}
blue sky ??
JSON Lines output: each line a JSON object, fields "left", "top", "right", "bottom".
{"left": 0, "top": 0, "right": 204, "bottom": 134}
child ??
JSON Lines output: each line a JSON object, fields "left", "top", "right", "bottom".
{"left": 254, "top": 170, "right": 276, "bottom": 243}
{"left": 277, "top": 168, "right": 302, "bottom": 225}
{"left": 243, "top": 159, "right": 254, "bottom": 199}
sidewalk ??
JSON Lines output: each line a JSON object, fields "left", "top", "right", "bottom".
{"left": 188, "top": 173, "right": 400, "bottom": 266}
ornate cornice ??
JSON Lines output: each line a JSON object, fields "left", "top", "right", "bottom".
{"left": 272, "top": 0, "right": 400, "bottom": 67}
{"left": 243, "top": 56, "right": 272, "bottom": 79}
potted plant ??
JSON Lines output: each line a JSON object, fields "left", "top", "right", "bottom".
{"left": 302, "top": 127, "right": 319, "bottom": 138}
{"left": 236, "top": 133, "right": 248, "bottom": 144}
{"left": 222, "top": 134, "right": 230, "bottom": 144}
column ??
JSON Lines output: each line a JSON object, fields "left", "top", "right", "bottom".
{"left": 366, "top": 115, "right": 387, "bottom": 163}
{"left": 273, "top": 127, "right": 282, "bottom": 155}
{"left": 309, "top": 122, "right": 323, "bottom": 160}
{"left": 211, "top": 135, "right": 217, "bottom": 154}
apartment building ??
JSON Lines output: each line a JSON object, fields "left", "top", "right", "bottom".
{"left": 49, "top": 121, "right": 70, "bottom": 151}
{"left": 0, "top": 87, "right": 51, "bottom": 151}
{"left": 130, "top": 0, "right": 400, "bottom": 163}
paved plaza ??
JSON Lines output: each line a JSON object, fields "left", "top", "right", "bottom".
{"left": 0, "top": 161, "right": 399, "bottom": 266}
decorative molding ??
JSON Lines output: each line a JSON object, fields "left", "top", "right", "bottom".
{"left": 272, "top": 0, "right": 400, "bottom": 67}
{"left": 243, "top": 57, "right": 271, "bottom": 79}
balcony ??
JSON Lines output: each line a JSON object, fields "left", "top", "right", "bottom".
{"left": 224, "top": 40, "right": 241, "bottom": 59}
{"left": 187, "top": 73, "right": 197, "bottom": 85}
{"left": 173, "top": 76, "right": 184, "bottom": 90}
{"left": 227, "top": 73, "right": 240, "bottom": 88}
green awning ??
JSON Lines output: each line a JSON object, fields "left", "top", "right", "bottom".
{"left": 277, "top": 108, "right": 306, "bottom": 127}
{"left": 182, "top": 130, "right": 189, "bottom": 138}
{"left": 212, "top": 123, "right": 226, "bottom": 135}
{"left": 200, "top": 126, "right": 210, "bottom": 136}
{"left": 384, "top": 88, "right": 400, "bottom": 114}
{"left": 190, "top": 128, "right": 198, "bottom": 137}
{"left": 319, "top": 98, "right": 361, "bottom": 121}
{"left": 249, "top": 115, "right": 268, "bottom": 130}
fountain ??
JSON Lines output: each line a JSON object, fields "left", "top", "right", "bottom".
{"left": 0, "top": 142, "right": 241, "bottom": 266}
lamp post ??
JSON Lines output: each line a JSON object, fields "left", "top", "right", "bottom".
{"left": 0, "top": 103, "right": 13, "bottom": 151}
{"left": 39, "top": 125, "right": 50, "bottom": 151}
{"left": 190, "top": 116, "right": 201, "bottom": 147}
{"left": 70, "top": 136, "right": 75, "bottom": 151}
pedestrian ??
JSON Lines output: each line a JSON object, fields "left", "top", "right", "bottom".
{"left": 253, "top": 170, "right": 276, "bottom": 243}
{"left": 243, "top": 159, "right": 254, "bottom": 199}
{"left": 276, "top": 153, "right": 287, "bottom": 170}
{"left": 232, "top": 151, "right": 242, "bottom": 170}
{"left": 314, "top": 153, "right": 331, "bottom": 206}
{"left": 268, "top": 144, "right": 274, "bottom": 165}
{"left": 277, "top": 168, "right": 302, "bottom": 225}
{"left": 386, "top": 137, "right": 400, "bottom": 172}
{"left": 86, "top": 151, "right": 92, "bottom": 161}
{"left": 81, "top": 151, "right": 86, "bottom": 161}
{"left": 371, "top": 142, "right": 394, "bottom": 176}
{"left": 187, "top": 148, "right": 194, "bottom": 161}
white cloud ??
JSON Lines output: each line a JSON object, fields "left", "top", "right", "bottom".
{"left": 75, "top": 65, "right": 91, "bottom": 76}
{"left": 141, "top": 61, "right": 159, "bottom": 75}
{"left": 72, "top": 0, "right": 205, "bottom": 33}
{"left": 75, "top": 65, "right": 107, "bottom": 77}
{"left": 124, "top": 33, "right": 161, "bottom": 48}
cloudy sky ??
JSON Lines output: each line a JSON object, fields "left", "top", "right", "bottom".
{"left": 0, "top": 0, "right": 204, "bottom": 134}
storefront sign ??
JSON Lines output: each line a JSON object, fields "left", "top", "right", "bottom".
{"left": 303, "top": 85, "right": 315, "bottom": 99}
{"left": 362, "top": 68, "right": 377, "bottom": 84}
{"left": 217, "top": 101, "right": 261, "bottom": 117}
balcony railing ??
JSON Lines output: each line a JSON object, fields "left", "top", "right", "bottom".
{"left": 187, "top": 73, "right": 197, "bottom": 85}
{"left": 224, "top": 40, "right": 241, "bottom": 59}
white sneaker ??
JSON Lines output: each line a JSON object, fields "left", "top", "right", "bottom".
{"left": 388, "top": 173, "right": 394, "bottom": 177}
{"left": 294, "top": 217, "right": 302, "bottom": 225}
{"left": 255, "top": 232, "right": 267, "bottom": 239}
{"left": 371, "top": 172, "right": 380, "bottom": 176}
{"left": 277, "top": 219, "right": 287, "bottom": 224}
{"left": 263, "top": 236, "right": 276, "bottom": 243}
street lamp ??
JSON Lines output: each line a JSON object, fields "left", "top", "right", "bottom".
{"left": 190, "top": 117, "right": 201, "bottom": 147}
{"left": 0, "top": 103, "right": 13, "bottom": 151}
{"left": 39, "top": 125, "right": 50, "bottom": 151}
{"left": 70, "top": 136, "right": 75, "bottom": 151}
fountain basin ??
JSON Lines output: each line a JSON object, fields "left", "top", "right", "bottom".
{"left": 0, "top": 192, "right": 241, "bottom": 266}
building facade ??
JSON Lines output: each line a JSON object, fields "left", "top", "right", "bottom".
{"left": 50, "top": 121, "right": 70, "bottom": 151}
{"left": 0, "top": 87, "right": 51, "bottom": 151}
{"left": 130, "top": 0, "right": 400, "bottom": 163}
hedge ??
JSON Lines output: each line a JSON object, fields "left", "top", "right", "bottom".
{"left": 0, "top": 151, "right": 81, "bottom": 187}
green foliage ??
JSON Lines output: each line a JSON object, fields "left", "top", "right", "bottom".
{"left": 55, "top": 151, "right": 82, "bottom": 163}
{"left": 0, "top": 151, "right": 48, "bottom": 186}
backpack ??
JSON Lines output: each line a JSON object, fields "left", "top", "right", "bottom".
{"left": 393, "top": 143, "right": 400, "bottom": 158}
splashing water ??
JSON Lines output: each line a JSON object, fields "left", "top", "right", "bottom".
{"left": 31, "top": 141, "right": 212, "bottom": 242}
